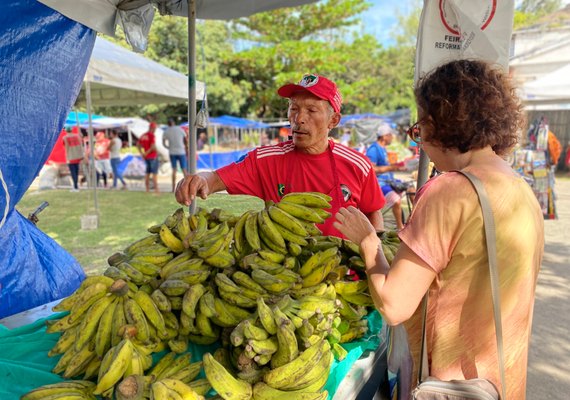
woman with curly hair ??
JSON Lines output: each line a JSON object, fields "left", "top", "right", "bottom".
{"left": 334, "top": 59, "right": 544, "bottom": 399}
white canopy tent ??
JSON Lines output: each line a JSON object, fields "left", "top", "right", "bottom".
{"left": 75, "top": 36, "right": 204, "bottom": 107}
{"left": 523, "top": 63, "right": 570, "bottom": 105}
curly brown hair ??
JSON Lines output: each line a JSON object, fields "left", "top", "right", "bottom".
{"left": 414, "top": 59, "right": 525, "bottom": 156}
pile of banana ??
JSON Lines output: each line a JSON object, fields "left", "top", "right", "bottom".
{"left": 23, "top": 191, "right": 401, "bottom": 400}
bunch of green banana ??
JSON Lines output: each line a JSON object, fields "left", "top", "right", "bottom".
{"left": 20, "top": 380, "right": 96, "bottom": 400}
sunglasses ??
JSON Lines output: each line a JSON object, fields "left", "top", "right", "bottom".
{"left": 407, "top": 122, "right": 422, "bottom": 144}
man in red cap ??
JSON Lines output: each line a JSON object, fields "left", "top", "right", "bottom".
{"left": 175, "top": 73, "right": 385, "bottom": 236}
{"left": 137, "top": 122, "right": 160, "bottom": 194}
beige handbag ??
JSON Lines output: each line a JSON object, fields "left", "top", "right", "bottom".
{"left": 412, "top": 171, "right": 507, "bottom": 400}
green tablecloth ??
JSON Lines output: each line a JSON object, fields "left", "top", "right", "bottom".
{"left": 0, "top": 311, "right": 382, "bottom": 399}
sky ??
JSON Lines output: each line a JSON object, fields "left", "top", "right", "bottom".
{"left": 360, "top": 0, "right": 570, "bottom": 47}
{"left": 360, "top": 0, "right": 418, "bottom": 47}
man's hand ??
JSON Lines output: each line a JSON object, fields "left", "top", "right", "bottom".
{"left": 175, "top": 174, "right": 210, "bottom": 205}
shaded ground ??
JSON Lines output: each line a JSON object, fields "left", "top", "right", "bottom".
{"left": 527, "top": 177, "right": 570, "bottom": 400}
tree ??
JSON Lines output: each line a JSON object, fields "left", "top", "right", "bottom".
{"left": 227, "top": 0, "right": 416, "bottom": 118}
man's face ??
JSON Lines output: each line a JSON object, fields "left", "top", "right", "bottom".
{"left": 288, "top": 91, "right": 340, "bottom": 154}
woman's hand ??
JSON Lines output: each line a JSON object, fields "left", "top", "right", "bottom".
{"left": 333, "top": 206, "right": 377, "bottom": 245}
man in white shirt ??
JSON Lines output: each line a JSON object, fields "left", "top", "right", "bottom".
{"left": 162, "top": 118, "right": 188, "bottom": 192}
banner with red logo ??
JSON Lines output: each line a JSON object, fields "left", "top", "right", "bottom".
{"left": 415, "top": 0, "right": 514, "bottom": 80}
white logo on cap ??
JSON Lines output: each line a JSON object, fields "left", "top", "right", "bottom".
{"left": 299, "top": 74, "right": 319, "bottom": 88}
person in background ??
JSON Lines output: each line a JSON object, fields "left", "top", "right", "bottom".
{"left": 62, "top": 127, "right": 83, "bottom": 192}
{"left": 94, "top": 131, "right": 112, "bottom": 189}
{"left": 109, "top": 130, "right": 127, "bottom": 190}
{"left": 340, "top": 128, "right": 352, "bottom": 146}
{"left": 137, "top": 122, "right": 160, "bottom": 194}
{"left": 163, "top": 118, "right": 188, "bottom": 192}
{"left": 175, "top": 73, "right": 385, "bottom": 237}
{"left": 333, "top": 59, "right": 544, "bottom": 399}
{"left": 197, "top": 132, "right": 207, "bottom": 151}
{"left": 366, "top": 124, "right": 408, "bottom": 230}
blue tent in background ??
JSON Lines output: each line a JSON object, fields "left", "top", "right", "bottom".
{"left": 182, "top": 114, "right": 269, "bottom": 129}
{"left": 64, "top": 111, "right": 105, "bottom": 127}
{"left": 0, "top": 0, "right": 91, "bottom": 318}
{"left": 339, "top": 113, "right": 391, "bottom": 126}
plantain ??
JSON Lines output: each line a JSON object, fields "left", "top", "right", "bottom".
{"left": 203, "top": 353, "right": 253, "bottom": 400}
{"left": 275, "top": 202, "right": 324, "bottom": 224}
{"left": 281, "top": 192, "right": 332, "bottom": 208}
{"left": 181, "top": 283, "right": 206, "bottom": 318}
{"left": 267, "top": 205, "right": 309, "bottom": 237}
{"left": 244, "top": 211, "right": 261, "bottom": 251}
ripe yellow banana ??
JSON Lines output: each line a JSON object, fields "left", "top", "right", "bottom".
{"left": 275, "top": 202, "right": 324, "bottom": 224}
{"left": 298, "top": 247, "right": 339, "bottom": 278}
{"left": 131, "top": 252, "right": 173, "bottom": 267}
{"left": 333, "top": 280, "right": 369, "bottom": 296}
{"left": 94, "top": 297, "right": 118, "bottom": 357}
{"left": 168, "top": 269, "right": 210, "bottom": 285}
{"left": 67, "top": 282, "right": 109, "bottom": 324}
{"left": 233, "top": 211, "right": 250, "bottom": 254}
{"left": 188, "top": 378, "right": 212, "bottom": 396}
{"left": 74, "top": 294, "right": 115, "bottom": 352}
{"left": 252, "top": 382, "right": 328, "bottom": 400}
{"left": 271, "top": 319, "right": 299, "bottom": 369}
{"left": 281, "top": 191, "right": 332, "bottom": 207}
{"left": 251, "top": 269, "right": 292, "bottom": 294}
{"left": 63, "top": 344, "right": 96, "bottom": 379}
{"left": 149, "top": 351, "right": 177, "bottom": 379}
{"left": 123, "top": 298, "right": 151, "bottom": 343}
{"left": 256, "top": 297, "right": 277, "bottom": 335}
{"left": 20, "top": 380, "right": 96, "bottom": 400}
{"left": 231, "top": 271, "right": 267, "bottom": 294}
{"left": 161, "top": 257, "right": 206, "bottom": 280}
{"left": 258, "top": 209, "right": 286, "bottom": 250}
{"left": 243, "top": 320, "right": 270, "bottom": 341}
{"left": 159, "top": 279, "right": 191, "bottom": 296}
{"left": 244, "top": 211, "right": 261, "bottom": 251}
{"left": 94, "top": 338, "right": 134, "bottom": 395}
{"left": 262, "top": 339, "right": 329, "bottom": 390}
{"left": 151, "top": 289, "right": 172, "bottom": 312}
{"left": 205, "top": 251, "right": 236, "bottom": 269}
{"left": 340, "top": 292, "right": 374, "bottom": 307}
{"left": 267, "top": 205, "right": 309, "bottom": 237}
{"left": 301, "top": 254, "right": 340, "bottom": 288}
{"left": 169, "top": 361, "right": 203, "bottom": 384}
{"left": 160, "top": 224, "right": 185, "bottom": 253}
{"left": 159, "top": 378, "right": 204, "bottom": 400}
{"left": 181, "top": 283, "right": 206, "bottom": 318}
{"left": 212, "top": 297, "right": 242, "bottom": 327}
{"left": 272, "top": 222, "right": 309, "bottom": 246}
{"left": 157, "top": 352, "right": 191, "bottom": 380}
{"left": 48, "top": 325, "right": 78, "bottom": 357}
{"left": 133, "top": 290, "right": 168, "bottom": 337}
{"left": 203, "top": 353, "right": 253, "bottom": 400}
{"left": 124, "top": 234, "right": 158, "bottom": 257}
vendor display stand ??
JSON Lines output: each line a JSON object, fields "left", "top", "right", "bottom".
{"left": 512, "top": 121, "right": 558, "bottom": 219}
{"left": 0, "top": 301, "right": 389, "bottom": 400}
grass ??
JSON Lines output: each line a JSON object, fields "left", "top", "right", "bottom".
{"left": 16, "top": 188, "right": 263, "bottom": 275}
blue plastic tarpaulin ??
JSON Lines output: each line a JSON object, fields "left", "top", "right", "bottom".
{"left": 0, "top": 0, "right": 91, "bottom": 318}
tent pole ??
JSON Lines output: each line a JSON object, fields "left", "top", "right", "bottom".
{"left": 86, "top": 81, "right": 99, "bottom": 220}
{"left": 187, "top": 0, "right": 197, "bottom": 215}
{"left": 127, "top": 126, "right": 133, "bottom": 154}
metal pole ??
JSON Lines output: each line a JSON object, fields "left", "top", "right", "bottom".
{"left": 416, "top": 148, "right": 430, "bottom": 189}
{"left": 86, "top": 81, "right": 99, "bottom": 218}
{"left": 187, "top": 0, "right": 197, "bottom": 214}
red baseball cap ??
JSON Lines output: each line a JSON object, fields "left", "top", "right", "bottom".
{"left": 277, "top": 73, "right": 342, "bottom": 113}
{"left": 149, "top": 122, "right": 157, "bottom": 129}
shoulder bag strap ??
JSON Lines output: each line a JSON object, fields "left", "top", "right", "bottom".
{"left": 418, "top": 170, "right": 507, "bottom": 400}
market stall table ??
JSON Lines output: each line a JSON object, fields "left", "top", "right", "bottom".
{"left": 0, "top": 300, "right": 389, "bottom": 400}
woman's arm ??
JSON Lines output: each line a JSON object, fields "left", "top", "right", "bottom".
{"left": 334, "top": 206, "right": 436, "bottom": 325}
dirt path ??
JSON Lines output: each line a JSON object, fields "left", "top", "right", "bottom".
{"left": 527, "top": 177, "right": 570, "bottom": 400}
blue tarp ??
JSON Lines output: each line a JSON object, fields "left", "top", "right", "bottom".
{"left": 339, "top": 113, "right": 391, "bottom": 126}
{"left": 0, "top": 0, "right": 90, "bottom": 318}
{"left": 197, "top": 149, "right": 253, "bottom": 170}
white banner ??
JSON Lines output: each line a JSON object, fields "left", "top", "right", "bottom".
{"left": 415, "top": 0, "right": 515, "bottom": 81}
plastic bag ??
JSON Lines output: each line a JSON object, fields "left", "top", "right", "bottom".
{"left": 387, "top": 324, "right": 414, "bottom": 400}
